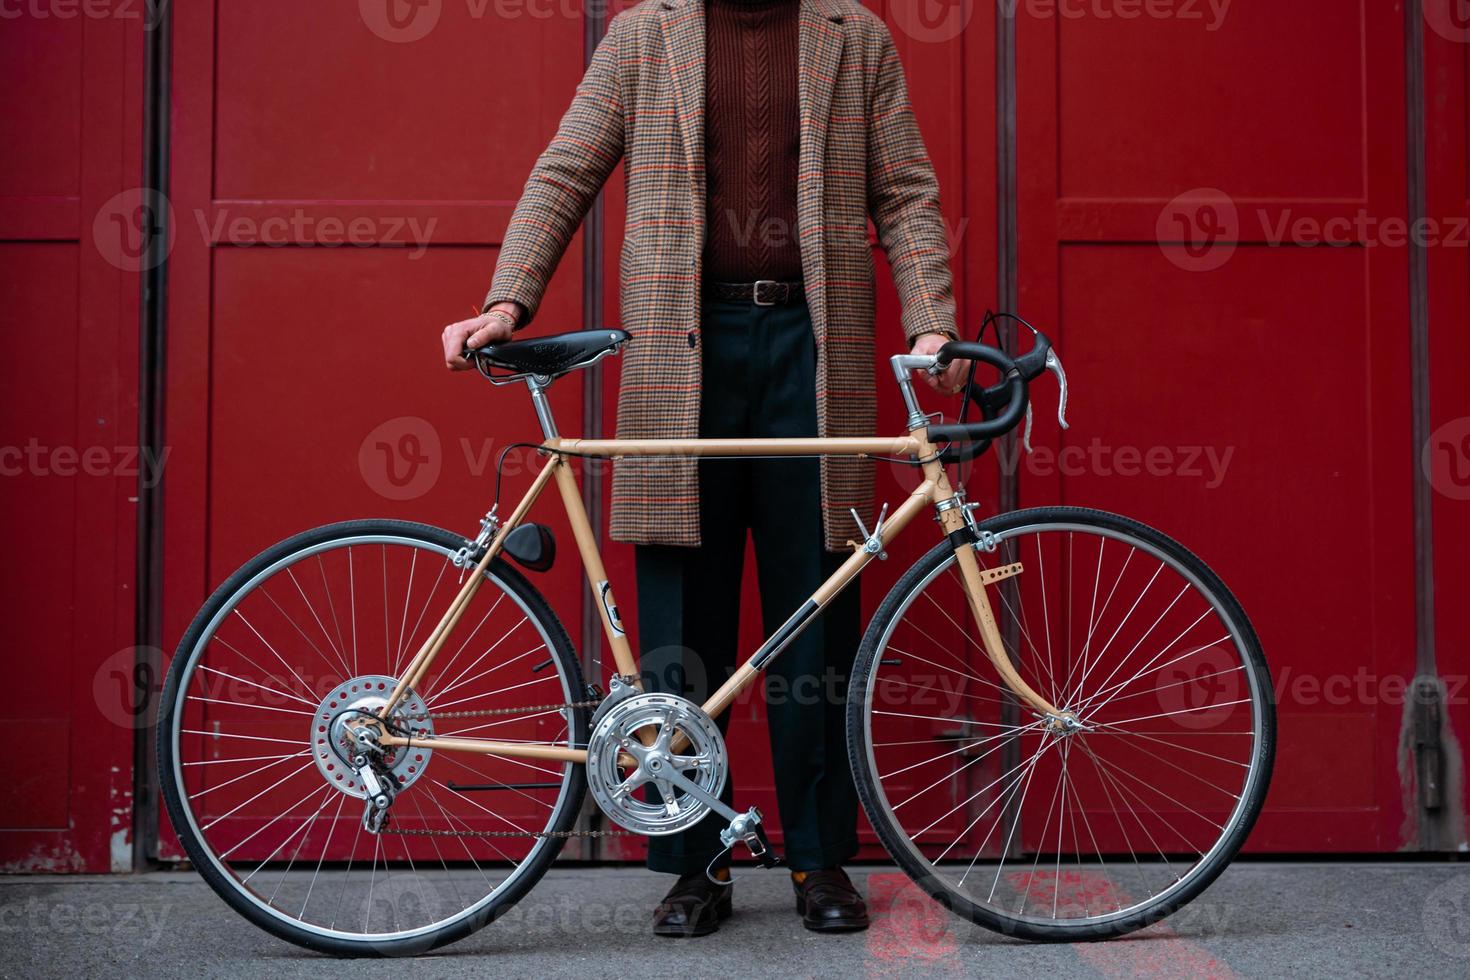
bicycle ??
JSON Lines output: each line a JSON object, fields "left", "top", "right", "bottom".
{"left": 158, "top": 321, "right": 1275, "bottom": 954}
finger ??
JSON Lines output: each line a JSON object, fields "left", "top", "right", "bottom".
{"left": 466, "top": 324, "right": 501, "bottom": 349}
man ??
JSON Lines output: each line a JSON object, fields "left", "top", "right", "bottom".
{"left": 440, "top": 0, "right": 964, "bottom": 938}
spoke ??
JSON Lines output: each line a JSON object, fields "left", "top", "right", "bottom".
{"left": 919, "top": 734, "right": 1049, "bottom": 844}
{"left": 430, "top": 618, "right": 534, "bottom": 701}
{"left": 188, "top": 751, "right": 311, "bottom": 800}
{"left": 879, "top": 674, "right": 1013, "bottom": 708}
{"left": 1076, "top": 605, "right": 1214, "bottom": 717}
{"left": 183, "top": 751, "right": 309, "bottom": 767}
{"left": 207, "top": 635, "right": 318, "bottom": 704}
{"left": 1070, "top": 560, "right": 1165, "bottom": 701}
{"left": 987, "top": 739, "right": 1054, "bottom": 903}
{"left": 393, "top": 549, "right": 420, "bottom": 676}
{"left": 284, "top": 568, "right": 352, "bottom": 678}
{"left": 422, "top": 592, "right": 507, "bottom": 698}
{"left": 242, "top": 786, "right": 335, "bottom": 886}
{"left": 1081, "top": 738, "right": 1193, "bottom": 883}
{"left": 348, "top": 546, "right": 358, "bottom": 676}
{"left": 230, "top": 610, "right": 317, "bottom": 699}
{"left": 884, "top": 644, "right": 1011, "bottom": 697}
{"left": 1019, "top": 743, "right": 1068, "bottom": 915}
{"left": 401, "top": 559, "right": 451, "bottom": 675}
{"left": 874, "top": 707, "right": 1035, "bottom": 728}
{"left": 438, "top": 753, "right": 559, "bottom": 810}
{"left": 1097, "top": 730, "right": 1246, "bottom": 801}
{"left": 219, "top": 778, "right": 335, "bottom": 860}
{"left": 1090, "top": 723, "right": 1251, "bottom": 767}
{"left": 1092, "top": 664, "right": 1244, "bottom": 712}
{"left": 428, "top": 653, "right": 553, "bottom": 709}
{"left": 197, "top": 665, "right": 317, "bottom": 707}
{"left": 1092, "top": 699, "right": 1252, "bottom": 728}
{"left": 881, "top": 720, "right": 1044, "bottom": 782}
{"left": 433, "top": 779, "right": 534, "bottom": 836}
{"left": 1071, "top": 637, "right": 1233, "bottom": 713}
{"left": 299, "top": 792, "right": 348, "bottom": 920}
{"left": 316, "top": 555, "right": 350, "bottom": 675}
{"left": 181, "top": 729, "right": 303, "bottom": 747}
{"left": 186, "top": 695, "right": 313, "bottom": 717}
{"left": 1034, "top": 532, "right": 1060, "bottom": 705}
{"left": 201, "top": 759, "right": 315, "bottom": 831}
{"left": 1063, "top": 540, "right": 1133, "bottom": 704}
{"left": 1086, "top": 744, "right": 1224, "bottom": 836}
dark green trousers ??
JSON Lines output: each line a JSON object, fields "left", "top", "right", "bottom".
{"left": 635, "top": 296, "right": 861, "bottom": 875}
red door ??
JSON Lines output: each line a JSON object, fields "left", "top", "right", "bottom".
{"left": 1017, "top": 0, "right": 1419, "bottom": 849}
{"left": 1424, "top": 1, "right": 1470, "bottom": 843}
{"left": 159, "top": 0, "right": 594, "bottom": 856}
{"left": 0, "top": 12, "right": 143, "bottom": 871}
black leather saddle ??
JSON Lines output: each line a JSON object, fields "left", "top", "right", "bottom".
{"left": 465, "top": 329, "right": 630, "bottom": 378}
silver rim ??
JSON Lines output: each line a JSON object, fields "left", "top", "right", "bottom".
{"left": 167, "top": 532, "right": 580, "bottom": 945}
{"left": 860, "top": 520, "right": 1268, "bottom": 930}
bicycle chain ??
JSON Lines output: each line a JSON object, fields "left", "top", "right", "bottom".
{"left": 380, "top": 678, "right": 640, "bottom": 840}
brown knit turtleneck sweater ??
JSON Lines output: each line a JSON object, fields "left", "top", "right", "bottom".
{"left": 703, "top": 0, "right": 803, "bottom": 283}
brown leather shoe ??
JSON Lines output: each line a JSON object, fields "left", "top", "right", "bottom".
{"left": 652, "top": 871, "right": 733, "bottom": 938}
{"left": 793, "top": 868, "right": 869, "bottom": 932}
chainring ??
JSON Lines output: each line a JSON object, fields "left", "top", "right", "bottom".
{"left": 585, "top": 692, "right": 728, "bottom": 837}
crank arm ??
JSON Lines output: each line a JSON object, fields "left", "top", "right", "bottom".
{"left": 656, "top": 763, "right": 742, "bottom": 825}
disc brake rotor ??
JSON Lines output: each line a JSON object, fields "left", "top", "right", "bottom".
{"left": 585, "top": 692, "right": 728, "bottom": 837}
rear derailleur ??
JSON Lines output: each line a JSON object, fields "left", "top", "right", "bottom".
{"left": 349, "top": 725, "right": 398, "bottom": 833}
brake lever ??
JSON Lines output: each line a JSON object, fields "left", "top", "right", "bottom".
{"left": 1021, "top": 349, "right": 1070, "bottom": 453}
{"left": 1047, "top": 349, "right": 1070, "bottom": 431}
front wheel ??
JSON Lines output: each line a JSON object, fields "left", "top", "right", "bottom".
{"left": 158, "top": 520, "right": 589, "bottom": 956}
{"left": 848, "top": 507, "right": 1275, "bottom": 941}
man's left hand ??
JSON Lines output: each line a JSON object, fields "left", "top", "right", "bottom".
{"left": 910, "top": 332, "right": 969, "bottom": 395}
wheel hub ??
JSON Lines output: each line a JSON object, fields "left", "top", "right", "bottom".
{"left": 310, "top": 674, "right": 434, "bottom": 799}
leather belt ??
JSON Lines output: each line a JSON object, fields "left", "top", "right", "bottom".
{"left": 704, "top": 280, "right": 806, "bottom": 307}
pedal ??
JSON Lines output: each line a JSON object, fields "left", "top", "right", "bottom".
{"left": 719, "top": 807, "right": 782, "bottom": 869}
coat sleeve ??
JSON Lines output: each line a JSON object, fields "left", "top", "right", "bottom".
{"left": 865, "top": 23, "right": 958, "bottom": 345}
{"left": 484, "top": 14, "right": 627, "bottom": 327}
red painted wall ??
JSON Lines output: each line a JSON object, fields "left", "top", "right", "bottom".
{"left": 5, "top": 1, "right": 1467, "bottom": 871}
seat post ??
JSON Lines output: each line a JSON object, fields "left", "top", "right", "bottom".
{"left": 526, "top": 376, "right": 559, "bottom": 439}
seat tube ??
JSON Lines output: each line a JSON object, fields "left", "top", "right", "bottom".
{"left": 526, "top": 376, "right": 558, "bottom": 439}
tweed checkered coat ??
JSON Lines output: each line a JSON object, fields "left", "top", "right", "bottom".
{"left": 486, "top": 0, "right": 956, "bottom": 551}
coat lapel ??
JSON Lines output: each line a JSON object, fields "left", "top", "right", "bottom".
{"left": 797, "top": 0, "right": 846, "bottom": 342}
{"left": 660, "top": 0, "right": 706, "bottom": 229}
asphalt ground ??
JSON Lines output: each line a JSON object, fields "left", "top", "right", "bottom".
{"left": 1, "top": 862, "right": 1467, "bottom": 978}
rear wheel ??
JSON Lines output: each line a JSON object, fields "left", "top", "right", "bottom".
{"left": 848, "top": 507, "right": 1275, "bottom": 941}
{"left": 158, "top": 520, "right": 588, "bottom": 956}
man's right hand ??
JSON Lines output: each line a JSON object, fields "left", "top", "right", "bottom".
{"left": 442, "top": 305, "right": 519, "bottom": 371}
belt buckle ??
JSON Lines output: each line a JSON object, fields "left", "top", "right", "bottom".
{"left": 752, "top": 280, "right": 778, "bottom": 307}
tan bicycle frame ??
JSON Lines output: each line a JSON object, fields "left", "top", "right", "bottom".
{"left": 376, "top": 425, "right": 1063, "bottom": 765}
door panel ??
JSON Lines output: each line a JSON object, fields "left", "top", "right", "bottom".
{"left": 160, "top": 0, "right": 590, "bottom": 859}
{"left": 1017, "top": 0, "right": 1416, "bottom": 849}
{"left": 0, "top": 13, "right": 142, "bottom": 872}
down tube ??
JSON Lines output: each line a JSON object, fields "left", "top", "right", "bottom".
{"left": 698, "top": 480, "right": 938, "bottom": 722}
